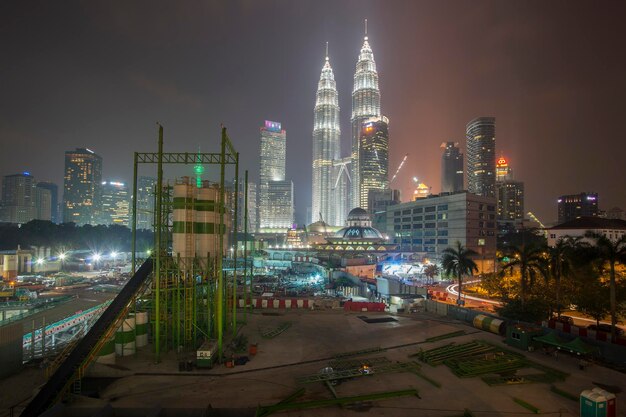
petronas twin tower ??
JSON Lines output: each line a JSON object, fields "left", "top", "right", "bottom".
{"left": 312, "top": 24, "right": 384, "bottom": 226}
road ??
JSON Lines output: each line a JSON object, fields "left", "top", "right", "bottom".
{"left": 445, "top": 281, "right": 626, "bottom": 331}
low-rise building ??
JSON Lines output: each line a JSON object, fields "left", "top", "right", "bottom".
{"left": 385, "top": 191, "right": 497, "bottom": 273}
{"left": 547, "top": 217, "right": 626, "bottom": 246}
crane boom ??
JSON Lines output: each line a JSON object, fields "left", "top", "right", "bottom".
{"left": 389, "top": 154, "right": 408, "bottom": 184}
{"left": 527, "top": 211, "right": 548, "bottom": 237}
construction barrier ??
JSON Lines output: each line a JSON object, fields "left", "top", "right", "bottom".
{"left": 427, "top": 290, "right": 449, "bottom": 301}
{"left": 343, "top": 301, "right": 386, "bottom": 312}
{"left": 544, "top": 320, "right": 626, "bottom": 346}
{"left": 237, "top": 298, "right": 314, "bottom": 309}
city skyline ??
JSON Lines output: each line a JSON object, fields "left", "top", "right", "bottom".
{"left": 1, "top": 1, "right": 626, "bottom": 225}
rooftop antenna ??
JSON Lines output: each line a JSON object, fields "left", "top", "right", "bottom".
{"left": 364, "top": 18, "right": 368, "bottom": 40}
{"left": 325, "top": 41, "right": 329, "bottom": 60}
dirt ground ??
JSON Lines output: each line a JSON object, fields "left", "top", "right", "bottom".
{"left": 4, "top": 309, "right": 626, "bottom": 416}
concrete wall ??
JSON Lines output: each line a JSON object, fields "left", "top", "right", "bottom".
{"left": 0, "top": 322, "right": 23, "bottom": 378}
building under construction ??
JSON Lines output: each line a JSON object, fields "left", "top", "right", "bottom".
{"left": 20, "top": 125, "right": 251, "bottom": 417}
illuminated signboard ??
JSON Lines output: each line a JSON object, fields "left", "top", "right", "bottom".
{"left": 264, "top": 120, "right": 282, "bottom": 132}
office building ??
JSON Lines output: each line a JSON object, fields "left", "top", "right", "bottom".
{"left": 135, "top": 176, "right": 156, "bottom": 230}
{"left": 359, "top": 117, "right": 389, "bottom": 209}
{"left": 35, "top": 184, "right": 52, "bottom": 222}
{"left": 264, "top": 181, "right": 294, "bottom": 230}
{"left": 494, "top": 156, "right": 524, "bottom": 231}
{"left": 259, "top": 121, "right": 293, "bottom": 230}
{"left": 557, "top": 192, "right": 598, "bottom": 223}
{"left": 441, "top": 142, "right": 464, "bottom": 193}
{"left": 312, "top": 46, "right": 342, "bottom": 227}
{"left": 368, "top": 188, "right": 400, "bottom": 232}
{"left": 235, "top": 180, "right": 258, "bottom": 233}
{"left": 386, "top": 192, "right": 497, "bottom": 272}
{"left": 63, "top": 148, "right": 102, "bottom": 225}
{"left": 0, "top": 172, "right": 37, "bottom": 224}
{"left": 351, "top": 28, "right": 381, "bottom": 210}
{"left": 466, "top": 117, "right": 496, "bottom": 198}
{"left": 36, "top": 182, "right": 59, "bottom": 223}
{"left": 99, "top": 181, "right": 129, "bottom": 226}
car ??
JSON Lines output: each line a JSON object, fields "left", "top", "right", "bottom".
{"left": 554, "top": 315, "right": 574, "bottom": 325}
{"left": 587, "top": 324, "right": 625, "bottom": 336}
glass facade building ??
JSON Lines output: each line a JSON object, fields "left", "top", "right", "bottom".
{"left": 466, "top": 117, "right": 496, "bottom": 198}
{"left": 351, "top": 34, "right": 381, "bottom": 210}
{"left": 36, "top": 181, "right": 59, "bottom": 223}
{"left": 259, "top": 121, "right": 291, "bottom": 229}
{"left": 136, "top": 176, "right": 156, "bottom": 231}
{"left": 0, "top": 172, "right": 37, "bottom": 224}
{"left": 63, "top": 148, "right": 102, "bottom": 225}
{"left": 557, "top": 192, "right": 598, "bottom": 223}
{"left": 312, "top": 49, "right": 342, "bottom": 226}
{"left": 99, "top": 181, "right": 129, "bottom": 226}
{"left": 441, "top": 142, "right": 464, "bottom": 193}
{"left": 359, "top": 116, "right": 389, "bottom": 209}
{"left": 266, "top": 180, "right": 294, "bottom": 230}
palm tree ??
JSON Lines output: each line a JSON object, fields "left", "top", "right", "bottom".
{"left": 500, "top": 243, "right": 547, "bottom": 309}
{"left": 547, "top": 236, "right": 585, "bottom": 317}
{"left": 441, "top": 242, "right": 478, "bottom": 305}
{"left": 584, "top": 232, "right": 626, "bottom": 341}
{"left": 423, "top": 264, "right": 440, "bottom": 285}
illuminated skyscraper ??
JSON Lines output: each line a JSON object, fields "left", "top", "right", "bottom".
{"left": 99, "top": 181, "right": 129, "bottom": 226}
{"left": 136, "top": 176, "right": 156, "bottom": 230}
{"left": 351, "top": 22, "right": 381, "bottom": 210}
{"left": 63, "top": 148, "right": 102, "bottom": 225}
{"left": 312, "top": 44, "right": 341, "bottom": 226}
{"left": 496, "top": 156, "right": 513, "bottom": 182}
{"left": 466, "top": 117, "right": 496, "bottom": 198}
{"left": 441, "top": 142, "right": 464, "bottom": 193}
{"left": 557, "top": 192, "right": 598, "bottom": 223}
{"left": 259, "top": 121, "right": 292, "bottom": 229}
{"left": 359, "top": 116, "right": 389, "bottom": 209}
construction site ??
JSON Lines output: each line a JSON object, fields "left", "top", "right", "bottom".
{"left": 3, "top": 126, "right": 625, "bottom": 417}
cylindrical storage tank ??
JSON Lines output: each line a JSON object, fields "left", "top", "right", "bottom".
{"left": 135, "top": 311, "right": 149, "bottom": 348}
{"left": 473, "top": 314, "right": 505, "bottom": 335}
{"left": 195, "top": 186, "right": 219, "bottom": 259}
{"left": 115, "top": 315, "right": 136, "bottom": 356}
{"left": 96, "top": 333, "right": 116, "bottom": 365}
{"left": 172, "top": 179, "right": 193, "bottom": 262}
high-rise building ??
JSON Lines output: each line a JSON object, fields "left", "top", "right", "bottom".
{"left": 98, "top": 181, "right": 129, "bottom": 226}
{"left": 136, "top": 176, "right": 156, "bottom": 231}
{"left": 496, "top": 181, "right": 524, "bottom": 222}
{"left": 63, "top": 148, "right": 102, "bottom": 225}
{"left": 258, "top": 121, "right": 291, "bottom": 229}
{"left": 0, "top": 172, "right": 37, "bottom": 224}
{"left": 265, "top": 180, "right": 294, "bottom": 230}
{"left": 312, "top": 46, "right": 342, "bottom": 227}
{"left": 368, "top": 188, "right": 400, "bottom": 232}
{"left": 36, "top": 182, "right": 59, "bottom": 223}
{"left": 466, "top": 117, "right": 496, "bottom": 198}
{"left": 235, "top": 180, "right": 258, "bottom": 233}
{"left": 330, "top": 157, "right": 352, "bottom": 226}
{"left": 441, "top": 142, "right": 464, "bottom": 193}
{"left": 557, "top": 192, "right": 598, "bottom": 224}
{"left": 496, "top": 156, "right": 513, "bottom": 182}
{"left": 351, "top": 27, "right": 381, "bottom": 211}
{"left": 359, "top": 117, "right": 389, "bottom": 209}
{"left": 35, "top": 184, "right": 52, "bottom": 222}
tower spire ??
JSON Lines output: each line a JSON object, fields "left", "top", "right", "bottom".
{"left": 364, "top": 18, "right": 368, "bottom": 40}
{"left": 325, "top": 41, "right": 329, "bottom": 61}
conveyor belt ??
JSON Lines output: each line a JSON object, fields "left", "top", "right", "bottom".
{"left": 20, "top": 258, "right": 154, "bottom": 417}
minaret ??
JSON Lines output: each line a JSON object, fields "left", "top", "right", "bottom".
{"left": 351, "top": 19, "right": 381, "bottom": 210}
{"left": 312, "top": 42, "right": 341, "bottom": 225}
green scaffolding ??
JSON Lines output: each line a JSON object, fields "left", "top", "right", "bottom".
{"left": 130, "top": 125, "right": 247, "bottom": 362}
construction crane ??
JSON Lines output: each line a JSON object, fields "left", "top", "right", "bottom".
{"left": 527, "top": 211, "right": 548, "bottom": 237}
{"left": 389, "top": 153, "right": 408, "bottom": 184}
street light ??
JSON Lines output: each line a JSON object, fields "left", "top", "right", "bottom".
{"left": 58, "top": 252, "right": 66, "bottom": 261}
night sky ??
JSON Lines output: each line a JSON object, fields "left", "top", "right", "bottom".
{"left": 1, "top": 1, "right": 625, "bottom": 225}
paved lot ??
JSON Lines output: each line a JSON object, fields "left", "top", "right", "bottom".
{"left": 65, "top": 309, "right": 626, "bottom": 416}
